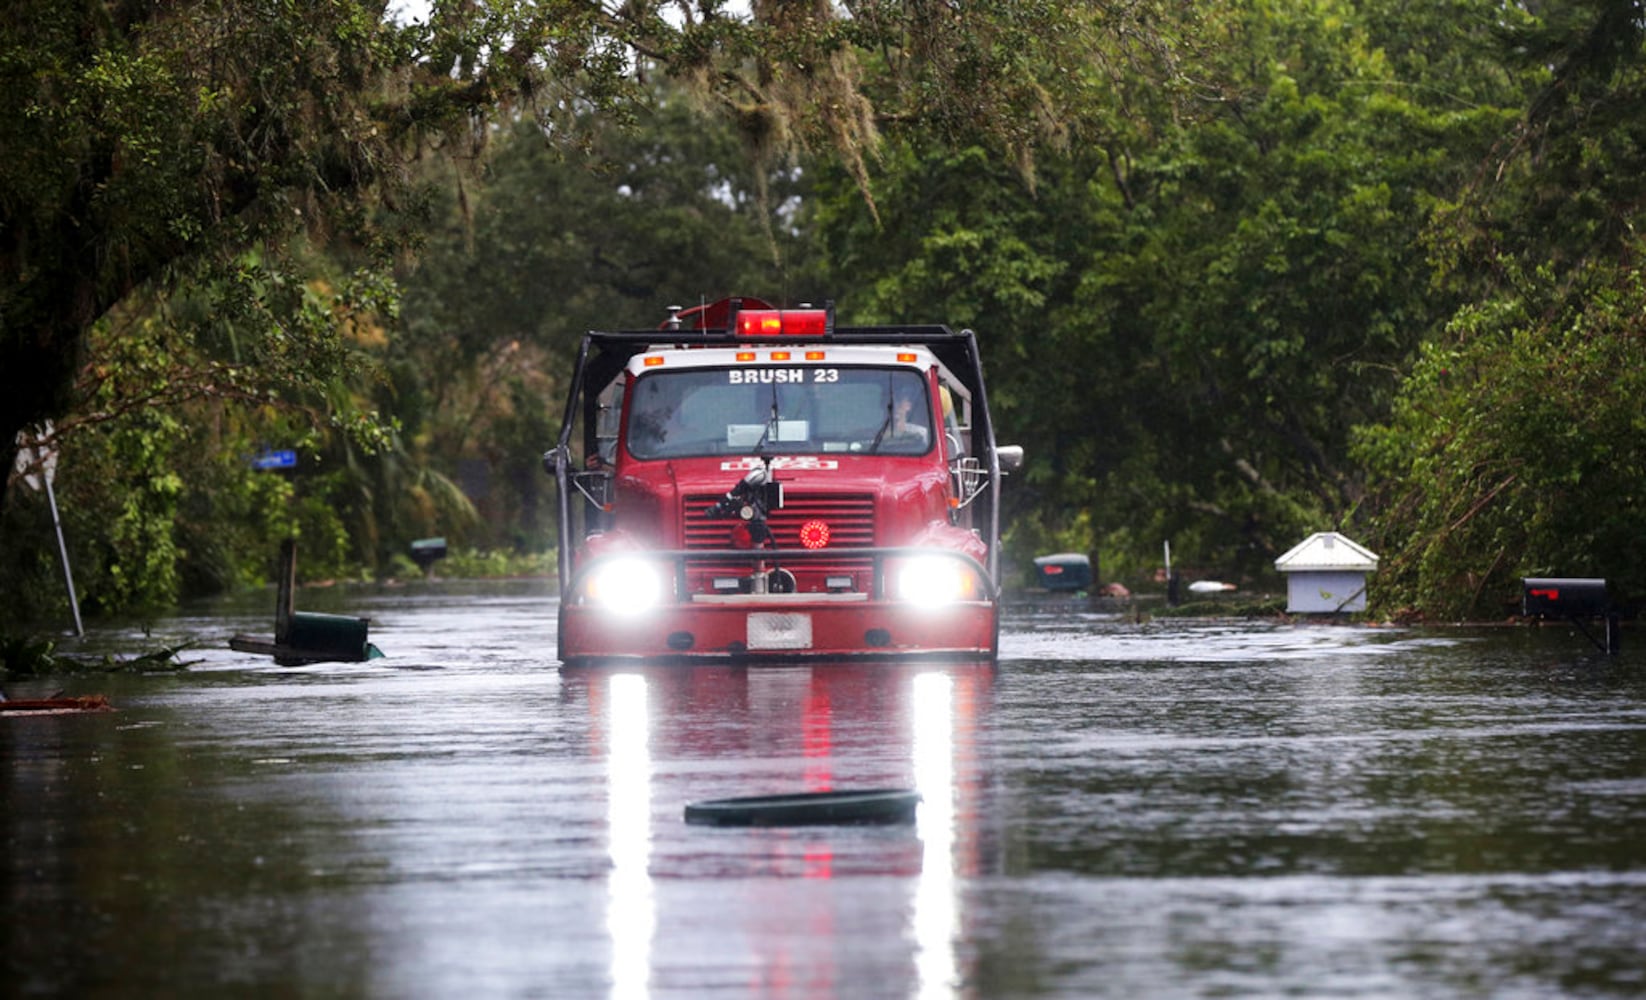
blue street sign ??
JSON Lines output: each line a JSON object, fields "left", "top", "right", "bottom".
{"left": 252, "top": 449, "right": 298, "bottom": 470}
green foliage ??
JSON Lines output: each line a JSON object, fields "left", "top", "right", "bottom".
{"left": 437, "top": 547, "right": 555, "bottom": 580}
{"left": 0, "top": 0, "right": 429, "bottom": 470}
{"left": 1356, "top": 261, "right": 1646, "bottom": 619}
{"left": 394, "top": 98, "right": 819, "bottom": 556}
{"left": 4, "top": 0, "right": 1640, "bottom": 627}
{"left": 806, "top": 140, "right": 1097, "bottom": 571}
{"left": 2, "top": 0, "right": 1172, "bottom": 504}
{"left": 1355, "top": 1, "right": 1646, "bottom": 619}
{"left": 0, "top": 246, "right": 419, "bottom": 625}
{"left": 0, "top": 637, "right": 195, "bottom": 678}
{"left": 0, "top": 634, "right": 59, "bottom": 678}
{"left": 1, "top": 0, "right": 1195, "bottom": 622}
{"left": 1078, "top": 0, "right": 1518, "bottom": 569}
{"left": 810, "top": 0, "right": 1526, "bottom": 588}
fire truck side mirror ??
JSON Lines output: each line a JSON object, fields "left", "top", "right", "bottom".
{"left": 997, "top": 445, "right": 1024, "bottom": 473}
{"left": 1522, "top": 577, "right": 1609, "bottom": 618}
{"left": 543, "top": 447, "right": 566, "bottom": 476}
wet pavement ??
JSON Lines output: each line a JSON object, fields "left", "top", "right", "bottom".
{"left": 4, "top": 579, "right": 1645, "bottom": 997}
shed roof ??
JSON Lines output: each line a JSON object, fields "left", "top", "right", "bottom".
{"left": 1274, "top": 531, "right": 1379, "bottom": 573}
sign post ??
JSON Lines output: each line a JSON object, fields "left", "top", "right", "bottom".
{"left": 13, "top": 425, "right": 83, "bottom": 636}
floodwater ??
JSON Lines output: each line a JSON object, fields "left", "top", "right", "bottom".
{"left": 4, "top": 580, "right": 1644, "bottom": 998}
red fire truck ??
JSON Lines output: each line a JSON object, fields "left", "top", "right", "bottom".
{"left": 545, "top": 297, "right": 1022, "bottom": 665}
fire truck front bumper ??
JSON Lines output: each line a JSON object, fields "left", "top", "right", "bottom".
{"left": 557, "top": 548, "right": 1000, "bottom": 665}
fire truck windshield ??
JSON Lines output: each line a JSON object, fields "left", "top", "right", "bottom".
{"left": 626, "top": 366, "right": 933, "bottom": 459}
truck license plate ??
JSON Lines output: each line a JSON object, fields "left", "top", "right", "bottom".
{"left": 747, "top": 612, "right": 812, "bottom": 650}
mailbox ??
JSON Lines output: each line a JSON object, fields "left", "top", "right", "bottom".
{"left": 1522, "top": 577, "right": 1609, "bottom": 618}
{"left": 229, "top": 538, "right": 385, "bottom": 665}
{"left": 1033, "top": 553, "right": 1093, "bottom": 592}
{"left": 410, "top": 537, "right": 448, "bottom": 573}
{"left": 1522, "top": 577, "right": 1619, "bottom": 654}
{"left": 285, "top": 611, "right": 373, "bottom": 662}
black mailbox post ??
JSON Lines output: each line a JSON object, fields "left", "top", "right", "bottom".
{"left": 1522, "top": 577, "right": 1619, "bottom": 654}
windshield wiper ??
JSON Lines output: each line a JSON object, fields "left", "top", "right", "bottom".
{"left": 750, "top": 381, "right": 779, "bottom": 455}
{"left": 866, "top": 405, "right": 894, "bottom": 453}
{"left": 866, "top": 372, "right": 895, "bottom": 453}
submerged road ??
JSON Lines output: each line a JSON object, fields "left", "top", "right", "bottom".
{"left": 4, "top": 579, "right": 1644, "bottom": 997}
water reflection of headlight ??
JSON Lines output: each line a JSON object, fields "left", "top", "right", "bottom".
{"left": 586, "top": 557, "right": 664, "bottom": 614}
{"left": 895, "top": 556, "right": 975, "bottom": 606}
{"left": 607, "top": 673, "right": 652, "bottom": 1000}
{"left": 912, "top": 671, "right": 957, "bottom": 998}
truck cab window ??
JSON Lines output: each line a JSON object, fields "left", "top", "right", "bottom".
{"left": 626, "top": 367, "right": 932, "bottom": 459}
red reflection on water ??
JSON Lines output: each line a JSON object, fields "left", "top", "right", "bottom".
{"left": 568, "top": 661, "right": 997, "bottom": 995}
{"left": 802, "top": 678, "right": 835, "bottom": 879}
{"left": 802, "top": 675, "right": 834, "bottom": 793}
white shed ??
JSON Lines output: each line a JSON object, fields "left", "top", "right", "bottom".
{"left": 1274, "top": 532, "right": 1379, "bottom": 613}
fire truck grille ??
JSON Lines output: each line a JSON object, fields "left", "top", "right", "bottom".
{"left": 684, "top": 493, "right": 876, "bottom": 551}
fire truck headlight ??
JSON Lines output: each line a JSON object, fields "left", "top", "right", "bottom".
{"left": 586, "top": 557, "right": 664, "bottom": 615}
{"left": 895, "top": 556, "right": 975, "bottom": 607}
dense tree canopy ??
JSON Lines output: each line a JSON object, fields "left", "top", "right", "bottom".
{"left": 1, "top": 0, "right": 1181, "bottom": 618}
{"left": 1355, "top": 0, "right": 1646, "bottom": 618}
{"left": 3, "top": 0, "right": 1644, "bottom": 624}
{"left": 2, "top": 1, "right": 418, "bottom": 485}
{"left": 809, "top": 0, "right": 1530, "bottom": 583}
{"left": 390, "top": 96, "right": 816, "bottom": 559}
{"left": 2, "top": 0, "right": 1166, "bottom": 512}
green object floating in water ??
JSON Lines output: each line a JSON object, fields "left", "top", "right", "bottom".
{"left": 684, "top": 788, "right": 921, "bottom": 827}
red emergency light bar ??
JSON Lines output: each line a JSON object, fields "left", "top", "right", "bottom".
{"left": 734, "top": 308, "right": 829, "bottom": 338}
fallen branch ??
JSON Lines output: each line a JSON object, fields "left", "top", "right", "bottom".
{"left": 1446, "top": 473, "right": 1519, "bottom": 535}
